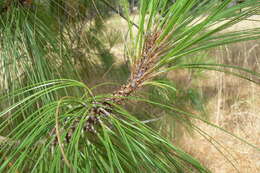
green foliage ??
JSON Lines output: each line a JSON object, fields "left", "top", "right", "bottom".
{"left": 0, "top": 0, "right": 260, "bottom": 172}
{"left": 0, "top": 80, "right": 208, "bottom": 172}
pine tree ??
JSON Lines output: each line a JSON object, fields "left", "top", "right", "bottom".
{"left": 0, "top": 0, "right": 259, "bottom": 172}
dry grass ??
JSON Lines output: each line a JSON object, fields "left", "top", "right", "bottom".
{"left": 178, "top": 41, "right": 260, "bottom": 173}
{"left": 164, "top": 42, "right": 260, "bottom": 172}
{"left": 179, "top": 76, "right": 260, "bottom": 172}
{"left": 108, "top": 14, "right": 260, "bottom": 172}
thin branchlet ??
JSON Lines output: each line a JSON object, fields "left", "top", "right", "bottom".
{"left": 111, "top": 31, "right": 162, "bottom": 104}
{"left": 52, "top": 30, "right": 163, "bottom": 144}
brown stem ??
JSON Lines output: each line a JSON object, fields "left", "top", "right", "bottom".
{"left": 109, "top": 31, "right": 162, "bottom": 104}
{"left": 52, "top": 31, "right": 163, "bottom": 143}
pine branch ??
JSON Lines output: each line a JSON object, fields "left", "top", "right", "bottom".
{"left": 111, "top": 31, "right": 162, "bottom": 104}
{"left": 51, "top": 30, "right": 164, "bottom": 143}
